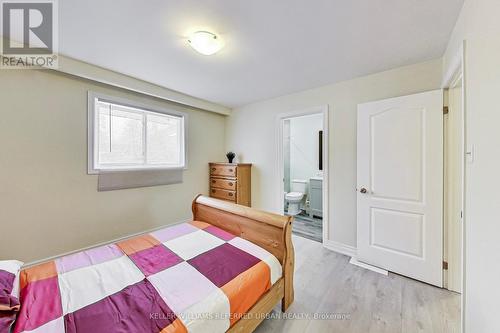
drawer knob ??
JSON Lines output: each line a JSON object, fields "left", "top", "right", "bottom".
{"left": 211, "top": 168, "right": 216, "bottom": 171}
{"left": 229, "top": 169, "right": 233, "bottom": 172}
{"left": 212, "top": 180, "right": 216, "bottom": 183}
{"left": 228, "top": 192, "right": 233, "bottom": 197}
{"left": 211, "top": 189, "right": 216, "bottom": 193}
{"left": 228, "top": 182, "right": 233, "bottom": 186}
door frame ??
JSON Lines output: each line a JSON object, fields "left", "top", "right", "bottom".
{"left": 442, "top": 40, "right": 466, "bottom": 330}
{"left": 443, "top": 72, "right": 464, "bottom": 293}
{"left": 275, "top": 105, "right": 329, "bottom": 244}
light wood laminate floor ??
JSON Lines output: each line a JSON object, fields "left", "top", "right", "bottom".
{"left": 255, "top": 236, "right": 461, "bottom": 333}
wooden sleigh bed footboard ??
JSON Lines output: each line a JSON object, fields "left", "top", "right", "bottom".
{"left": 192, "top": 195, "right": 295, "bottom": 332}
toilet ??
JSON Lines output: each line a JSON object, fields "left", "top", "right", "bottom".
{"left": 285, "top": 179, "right": 307, "bottom": 215}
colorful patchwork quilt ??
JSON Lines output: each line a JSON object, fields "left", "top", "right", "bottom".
{"left": 13, "top": 221, "right": 282, "bottom": 333}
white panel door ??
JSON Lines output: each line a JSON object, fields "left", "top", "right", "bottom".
{"left": 357, "top": 90, "right": 443, "bottom": 287}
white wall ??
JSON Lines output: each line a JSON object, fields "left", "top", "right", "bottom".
{"left": 0, "top": 69, "right": 225, "bottom": 262}
{"left": 443, "top": 0, "right": 500, "bottom": 331}
{"left": 225, "top": 59, "right": 442, "bottom": 248}
{"left": 289, "top": 114, "right": 323, "bottom": 185}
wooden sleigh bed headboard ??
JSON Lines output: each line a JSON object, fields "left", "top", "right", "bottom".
{"left": 192, "top": 195, "right": 295, "bottom": 331}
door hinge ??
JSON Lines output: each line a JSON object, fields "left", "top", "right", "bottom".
{"left": 443, "top": 261, "right": 448, "bottom": 270}
{"left": 443, "top": 106, "right": 449, "bottom": 115}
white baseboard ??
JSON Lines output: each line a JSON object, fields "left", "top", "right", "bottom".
{"left": 349, "top": 257, "right": 388, "bottom": 276}
{"left": 24, "top": 218, "right": 192, "bottom": 268}
{"left": 323, "top": 240, "right": 357, "bottom": 258}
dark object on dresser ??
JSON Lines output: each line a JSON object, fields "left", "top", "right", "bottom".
{"left": 226, "top": 152, "right": 236, "bottom": 163}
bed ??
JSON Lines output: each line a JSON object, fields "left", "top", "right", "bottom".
{"left": 12, "top": 195, "right": 294, "bottom": 333}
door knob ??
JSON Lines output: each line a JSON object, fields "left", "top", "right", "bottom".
{"left": 360, "top": 188, "right": 368, "bottom": 194}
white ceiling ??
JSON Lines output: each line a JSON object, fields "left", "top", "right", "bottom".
{"left": 59, "top": 0, "right": 464, "bottom": 108}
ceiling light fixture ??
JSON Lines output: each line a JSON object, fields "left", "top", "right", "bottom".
{"left": 188, "top": 31, "right": 224, "bottom": 56}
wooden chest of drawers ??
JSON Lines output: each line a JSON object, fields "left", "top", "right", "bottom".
{"left": 209, "top": 162, "right": 252, "bottom": 206}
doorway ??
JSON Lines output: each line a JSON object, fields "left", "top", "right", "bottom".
{"left": 276, "top": 106, "right": 329, "bottom": 244}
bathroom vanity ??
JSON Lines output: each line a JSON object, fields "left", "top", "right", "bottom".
{"left": 309, "top": 177, "right": 323, "bottom": 218}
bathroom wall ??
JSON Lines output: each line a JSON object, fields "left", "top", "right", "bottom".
{"left": 289, "top": 114, "right": 323, "bottom": 187}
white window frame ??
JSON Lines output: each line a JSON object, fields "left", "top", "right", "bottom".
{"left": 87, "top": 91, "right": 188, "bottom": 174}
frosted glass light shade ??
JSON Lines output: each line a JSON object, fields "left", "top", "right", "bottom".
{"left": 188, "top": 31, "right": 224, "bottom": 55}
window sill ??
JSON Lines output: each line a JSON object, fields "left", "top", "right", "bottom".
{"left": 88, "top": 166, "right": 187, "bottom": 175}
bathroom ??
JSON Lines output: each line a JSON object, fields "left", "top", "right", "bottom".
{"left": 283, "top": 113, "right": 324, "bottom": 242}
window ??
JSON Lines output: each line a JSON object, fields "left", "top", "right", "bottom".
{"left": 88, "top": 92, "right": 187, "bottom": 173}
